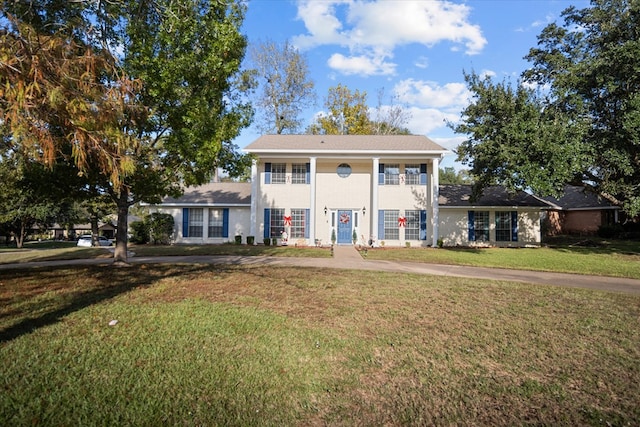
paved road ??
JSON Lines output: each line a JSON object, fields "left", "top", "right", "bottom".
{"left": 2, "top": 245, "right": 640, "bottom": 295}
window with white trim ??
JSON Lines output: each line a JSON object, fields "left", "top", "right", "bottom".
{"left": 270, "top": 208, "right": 285, "bottom": 237}
{"left": 404, "top": 210, "right": 420, "bottom": 240}
{"left": 291, "top": 163, "right": 306, "bottom": 184}
{"left": 290, "top": 209, "right": 307, "bottom": 238}
{"left": 271, "top": 163, "right": 286, "bottom": 184}
{"left": 384, "top": 164, "right": 400, "bottom": 185}
{"left": 384, "top": 210, "right": 400, "bottom": 240}
{"left": 405, "top": 164, "right": 420, "bottom": 185}
{"left": 496, "top": 211, "right": 517, "bottom": 242}
{"left": 474, "top": 211, "right": 490, "bottom": 241}
{"left": 208, "top": 209, "right": 224, "bottom": 238}
{"left": 188, "top": 208, "right": 203, "bottom": 238}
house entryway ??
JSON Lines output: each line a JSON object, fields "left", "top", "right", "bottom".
{"left": 337, "top": 210, "right": 352, "bottom": 244}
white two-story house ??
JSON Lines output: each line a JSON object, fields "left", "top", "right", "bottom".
{"left": 245, "top": 134, "right": 446, "bottom": 247}
{"left": 152, "top": 134, "right": 550, "bottom": 247}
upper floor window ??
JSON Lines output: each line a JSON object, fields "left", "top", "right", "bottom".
{"left": 405, "top": 164, "right": 420, "bottom": 185}
{"left": 384, "top": 164, "right": 400, "bottom": 185}
{"left": 337, "top": 163, "right": 352, "bottom": 178}
{"left": 291, "top": 163, "right": 307, "bottom": 184}
{"left": 271, "top": 163, "right": 286, "bottom": 184}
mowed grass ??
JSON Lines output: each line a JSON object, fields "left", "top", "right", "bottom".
{"left": 363, "top": 239, "right": 640, "bottom": 279}
{"left": 1, "top": 264, "right": 639, "bottom": 426}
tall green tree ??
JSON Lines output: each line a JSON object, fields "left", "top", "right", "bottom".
{"left": 453, "top": 0, "right": 640, "bottom": 216}
{"left": 1, "top": 0, "right": 253, "bottom": 262}
{"left": 307, "top": 84, "right": 372, "bottom": 134}
{"left": 249, "top": 39, "right": 316, "bottom": 134}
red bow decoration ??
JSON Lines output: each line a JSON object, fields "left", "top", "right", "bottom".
{"left": 398, "top": 216, "right": 406, "bottom": 227}
{"left": 283, "top": 215, "right": 292, "bottom": 226}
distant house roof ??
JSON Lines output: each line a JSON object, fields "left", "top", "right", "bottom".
{"left": 160, "top": 182, "right": 251, "bottom": 206}
{"left": 539, "top": 185, "right": 619, "bottom": 210}
{"left": 244, "top": 134, "right": 448, "bottom": 157}
{"left": 439, "top": 185, "right": 552, "bottom": 208}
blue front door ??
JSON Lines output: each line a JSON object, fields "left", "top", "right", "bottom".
{"left": 337, "top": 210, "right": 352, "bottom": 244}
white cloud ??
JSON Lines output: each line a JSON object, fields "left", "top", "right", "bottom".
{"left": 292, "top": 0, "right": 487, "bottom": 76}
{"left": 327, "top": 52, "right": 396, "bottom": 76}
{"left": 405, "top": 106, "right": 460, "bottom": 136}
{"left": 394, "top": 79, "right": 470, "bottom": 109}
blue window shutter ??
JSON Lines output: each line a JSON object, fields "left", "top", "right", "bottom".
{"left": 511, "top": 211, "right": 518, "bottom": 242}
{"left": 222, "top": 208, "right": 229, "bottom": 238}
{"left": 420, "top": 210, "right": 427, "bottom": 240}
{"left": 468, "top": 211, "right": 475, "bottom": 241}
{"left": 264, "top": 209, "right": 271, "bottom": 238}
{"left": 265, "top": 163, "right": 271, "bottom": 184}
{"left": 420, "top": 163, "right": 427, "bottom": 185}
{"left": 305, "top": 163, "right": 310, "bottom": 184}
{"left": 378, "top": 210, "right": 385, "bottom": 240}
{"left": 182, "top": 208, "right": 189, "bottom": 237}
{"left": 304, "top": 209, "right": 310, "bottom": 238}
{"left": 378, "top": 163, "right": 385, "bottom": 185}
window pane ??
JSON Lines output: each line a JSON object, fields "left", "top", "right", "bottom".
{"left": 292, "top": 164, "right": 306, "bottom": 184}
{"left": 404, "top": 210, "right": 420, "bottom": 240}
{"left": 208, "top": 208, "right": 223, "bottom": 238}
{"left": 495, "top": 211, "right": 511, "bottom": 241}
{"left": 271, "top": 163, "right": 286, "bottom": 184}
{"left": 384, "top": 210, "right": 399, "bottom": 240}
{"left": 270, "top": 208, "right": 285, "bottom": 238}
{"left": 384, "top": 164, "right": 400, "bottom": 185}
{"left": 474, "top": 211, "right": 490, "bottom": 241}
{"left": 188, "top": 208, "right": 203, "bottom": 238}
{"left": 290, "top": 209, "right": 306, "bottom": 238}
{"left": 405, "top": 164, "right": 420, "bottom": 185}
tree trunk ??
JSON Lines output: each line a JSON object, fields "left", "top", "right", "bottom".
{"left": 114, "top": 188, "right": 130, "bottom": 264}
{"left": 90, "top": 213, "right": 100, "bottom": 246}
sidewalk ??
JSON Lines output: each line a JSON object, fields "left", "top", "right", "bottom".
{"left": 2, "top": 245, "right": 640, "bottom": 295}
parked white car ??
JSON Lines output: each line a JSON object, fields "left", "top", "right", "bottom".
{"left": 77, "top": 235, "right": 112, "bottom": 247}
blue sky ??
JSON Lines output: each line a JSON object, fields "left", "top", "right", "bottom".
{"left": 237, "top": 0, "right": 590, "bottom": 168}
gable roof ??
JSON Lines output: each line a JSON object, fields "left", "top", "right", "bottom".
{"left": 244, "top": 134, "right": 448, "bottom": 157}
{"left": 539, "top": 185, "right": 619, "bottom": 210}
{"left": 160, "top": 182, "right": 251, "bottom": 206}
{"left": 439, "top": 185, "right": 552, "bottom": 208}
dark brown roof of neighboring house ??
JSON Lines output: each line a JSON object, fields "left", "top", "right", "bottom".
{"left": 244, "top": 134, "right": 447, "bottom": 153}
{"left": 539, "top": 185, "right": 619, "bottom": 210}
{"left": 161, "top": 182, "right": 251, "bottom": 205}
{"left": 439, "top": 185, "right": 552, "bottom": 208}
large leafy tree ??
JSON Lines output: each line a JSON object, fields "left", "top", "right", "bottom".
{"left": 249, "top": 39, "right": 316, "bottom": 134}
{"left": 1, "top": 0, "right": 253, "bottom": 262}
{"left": 453, "top": 0, "right": 640, "bottom": 217}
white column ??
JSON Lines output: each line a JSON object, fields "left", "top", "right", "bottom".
{"left": 309, "top": 157, "right": 317, "bottom": 244}
{"left": 431, "top": 157, "right": 440, "bottom": 247}
{"left": 372, "top": 157, "right": 379, "bottom": 243}
{"left": 250, "top": 159, "right": 258, "bottom": 240}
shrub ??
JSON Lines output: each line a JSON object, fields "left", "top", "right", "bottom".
{"left": 247, "top": 236, "right": 255, "bottom": 245}
{"left": 129, "top": 221, "right": 150, "bottom": 244}
{"left": 264, "top": 237, "right": 271, "bottom": 246}
{"left": 235, "top": 235, "right": 242, "bottom": 245}
{"left": 598, "top": 223, "right": 624, "bottom": 239}
{"left": 148, "top": 213, "right": 174, "bottom": 245}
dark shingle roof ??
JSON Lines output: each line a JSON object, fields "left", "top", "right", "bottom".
{"left": 161, "top": 182, "right": 251, "bottom": 205}
{"left": 439, "top": 185, "right": 552, "bottom": 208}
{"left": 244, "top": 134, "right": 447, "bottom": 153}
{"left": 539, "top": 185, "right": 618, "bottom": 210}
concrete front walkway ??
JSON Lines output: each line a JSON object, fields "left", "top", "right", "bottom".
{"left": 2, "top": 245, "right": 640, "bottom": 295}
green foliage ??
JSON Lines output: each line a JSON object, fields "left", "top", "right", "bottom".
{"left": 129, "top": 221, "right": 150, "bottom": 245}
{"left": 147, "top": 213, "right": 174, "bottom": 245}
{"left": 453, "top": 0, "right": 640, "bottom": 216}
{"left": 439, "top": 167, "right": 473, "bottom": 185}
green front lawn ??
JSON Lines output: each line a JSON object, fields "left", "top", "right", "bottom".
{"left": 2, "top": 265, "right": 639, "bottom": 425}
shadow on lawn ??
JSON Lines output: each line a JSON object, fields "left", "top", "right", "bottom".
{"left": 0, "top": 263, "right": 219, "bottom": 344}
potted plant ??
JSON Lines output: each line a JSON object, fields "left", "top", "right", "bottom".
{"left": 352, "top": 229, "right": 358, "bottom": 245}
{"left": 247, "top": 236, "right": 255, "bottom": 245}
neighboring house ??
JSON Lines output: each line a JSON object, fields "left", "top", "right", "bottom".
{"left": 438, "top": 185, "right": 551, "bottom": 247}
{"left": 151, "top": 134, "right": 554, "bottom": 247}
{"left": 540, "top": 185, "right": 620, "bottom": 236}
{"left": 154, "top": 182, "right": 252, "bottom": 244}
